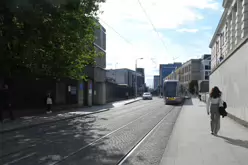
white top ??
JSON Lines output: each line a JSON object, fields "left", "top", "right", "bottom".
{"left": 206, "top": 96, "right": 223, "bottom": 114}
{"left": 47, "top": 97, "right": 52, "bottom": 104}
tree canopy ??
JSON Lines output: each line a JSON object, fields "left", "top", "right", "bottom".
{"left": 0, "top": 0, "right": 105, "bottom": 80}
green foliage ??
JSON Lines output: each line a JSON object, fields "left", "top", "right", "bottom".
{"left": 0, "top": 0, "right": 105, "bottom": 79}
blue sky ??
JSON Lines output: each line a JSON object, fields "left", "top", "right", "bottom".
{"left": 99, "top": 0, "right": 223, "bottom": 87}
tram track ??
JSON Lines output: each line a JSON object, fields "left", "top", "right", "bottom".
{"left": 55, "top": 105, "right": 181, "bottom": 165}
{"left": 1, "top": 100, "right": 181, "bottom": 165}
{"left": 116, "top": 105, "right": 178, "bottom": 165}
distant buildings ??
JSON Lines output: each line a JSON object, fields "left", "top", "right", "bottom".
{"left": 209, "top": 0, "right": 248, "bottom": 124}
{"left": 153, "top": 75, "right": 160, "bottom": 89}
{"left": 106, "top": 68, "right": 145, "bottom": 96}
{"left": 82, "top": 22, "right": 107, "bottom": 105}
{"left": 200, "top": 54, "right": 211, "bottom": 80}
{"left": 159, "top": 63, "right": 182, "bottom": 94}
{"left": 136, "top": 68, "right": 145, "bottom": 87}
{"left": 165, "top": 55, "right": 211, "bottom": 94}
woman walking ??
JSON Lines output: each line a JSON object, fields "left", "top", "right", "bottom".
{"left": 206, "top": 86, "right": 223, "bottom": 135}
{"left": 46, "top": 92, "right": 53, "bottom": 114}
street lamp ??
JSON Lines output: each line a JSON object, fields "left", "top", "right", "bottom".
{"left": 135, "top": 58, "right": 143, "bottom": 98}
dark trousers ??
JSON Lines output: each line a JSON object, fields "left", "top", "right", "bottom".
{"left": 0, "top": 104, "right": 14, "bottom": 121}
{"left": 46, "top": 104, "right": 51, "bottom": 111}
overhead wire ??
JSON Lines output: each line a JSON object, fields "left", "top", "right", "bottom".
{"left": 99, "top": 18, "right": 133, "bottom": 45}
{"left": 137, "top": 0, "right": 167, "bottom": 52}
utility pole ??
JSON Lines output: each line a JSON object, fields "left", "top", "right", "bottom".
{"left": 135, "top": 58, "right": 143, "bottom": 98}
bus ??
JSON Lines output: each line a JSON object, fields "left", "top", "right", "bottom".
{"left": 163, "top": 80, "right": 185, "bottom": 105}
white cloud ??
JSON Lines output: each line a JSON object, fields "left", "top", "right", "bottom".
{"left": 176, "top": 28, "right": 199, "bottom": 33}
{"left": 98, "top": 0, "right": 219, "bottom": 86}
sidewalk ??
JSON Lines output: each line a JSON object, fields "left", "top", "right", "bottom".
{"left": 0, "top": 97, "right": 141, "bottom": 133}
{"left": 160, "top": 98, "right": 248, "bottom": 165}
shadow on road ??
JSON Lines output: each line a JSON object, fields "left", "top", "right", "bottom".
{"left": 0, "top": 114, "right": 131, "bottom": 165}
{"left": 217, "top": 135, "right": 248, "bottom": 149}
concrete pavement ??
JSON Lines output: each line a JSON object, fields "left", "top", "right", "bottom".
{"left": 0, "top": 98, "right": 141, "bottom": 133}
{"left": 160, "top": 98, "right": 248, "bottom": 165}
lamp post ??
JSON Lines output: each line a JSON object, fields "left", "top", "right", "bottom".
{"left": 135, "top": 58, "right": 143, "bottom": 98}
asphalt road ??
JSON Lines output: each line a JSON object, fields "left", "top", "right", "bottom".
{"left": 0, "top": 98, "right": 182, "bottom": 165}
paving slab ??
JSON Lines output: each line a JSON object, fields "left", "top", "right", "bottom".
{"left": 160, "top": 98, "right": 248, "bottom": 165}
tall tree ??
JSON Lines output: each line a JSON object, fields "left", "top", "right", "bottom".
{"left": 0, "top": 0, "right": 105, "bottom": 79}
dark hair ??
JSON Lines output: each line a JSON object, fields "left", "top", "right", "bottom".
{"left": 210, "top": 86, "right": 221, "bottom": 98}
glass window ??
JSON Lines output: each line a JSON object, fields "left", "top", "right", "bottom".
{"left": 164, "top": 82, "right": 177, "bottom": 97}
{"left": 205, "top": 65, "right": 210, "bottom": 70}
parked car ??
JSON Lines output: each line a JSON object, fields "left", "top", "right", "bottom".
{"left": 142, "top": 92, "right": 153, "bottom": 100}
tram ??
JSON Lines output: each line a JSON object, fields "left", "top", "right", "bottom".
{"left": 163, "top": 80, "right": 185, "bottom": 105}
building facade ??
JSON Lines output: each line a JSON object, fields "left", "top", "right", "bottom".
{"left": 136, "top": 68, "right": 145, "bottom": 86}
{"left": 165, "top": 59, "right": 202, "bottom": 93}
{"left": 209, "top": 0, "right": 248, "bottom": 124}
{"left": 153, "top": 75, "right": 160, "bottom": 89}
{"left": 159, "top": 63, "right": 182, "bottom": 94}
{"left": 179, "top": 59, "right": 202, "bottom": 86}
{"left": 200, "top": 54, "right": 211, "bottom": 80}
{"left": 165, "top": 56, "right": 211, "bottom": 93}
{"left": 79, "top": 22, "right": 107, "bottom": 106}
{"left": 106, "top": 68, "right": 145, "bottom": 96}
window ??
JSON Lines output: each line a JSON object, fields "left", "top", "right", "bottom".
{"left": 205, "top": 65, "right": 210, "bottom": 70}
{"left": 164, "top": 82, "right": 177, "bottom": 97}
{"left": 216, "top": 41, "right": 219, "bottom": 54}
{"left": 221, "top": 32, "right": 224, "bottom": 46}
{"left": 225, "top": 23, "right": 228, "bottom": 42}
{"left": 205, "top": 75, "right": 209, "bottom": 80}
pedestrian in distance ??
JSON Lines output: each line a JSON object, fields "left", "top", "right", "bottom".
{"left": 206, "top": 86, "right": 223, "bottom": 135}
{"left": 198, "top": 94, "right": 202, "bottom": 101}
{"left": 0, "top": 84, "right": 14, "bottom": 122}
{"left": 46, "top": 92, "right": 53, "bottom": 114}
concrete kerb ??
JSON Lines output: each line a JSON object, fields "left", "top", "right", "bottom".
{"left": 124, "top": 98, "right": 142, "bottom": 105}
{"left": 0, "top": 108, "right": 110, "bottom": 134}
{"left": 227, "top": 113, "right": 248, "bottom": 129}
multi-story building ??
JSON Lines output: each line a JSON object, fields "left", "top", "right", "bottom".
{"left": 153, "top": 75, "right": 160, "bottom": 89}
{"left": 159, "top": 62, "right": 182, "bottom": 94}
{"left": 200, "top": 54, "right": 211, "bottom": 80}
{"left": 165, "top": 59, "right": 201, "bottom": 93}
{"left": 166, "top": 56, "right": 211, "bottom": 93}
{"left": 136, "top": 68, "right": 145, "bottom": 86}
{"left": 166, "top": 68, "right": 180, "bottom": 81}
{"left": 179, "top": 59, "right": 202, "bottom": 86}
{"left": 198, "top": 54, "right": 211, "bottom": 93}
{"left": 106, "top": 68, "right": 144, "bottom": 95}
{"left": 80, "top": 22, "right": 107, "bottom": 106}
{"left": 209, "top": 0, "right": 248, "bottom": 124}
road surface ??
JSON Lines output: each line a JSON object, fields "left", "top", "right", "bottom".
{"left": 0, "top": 98, "right": 182, "bottom": 165}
